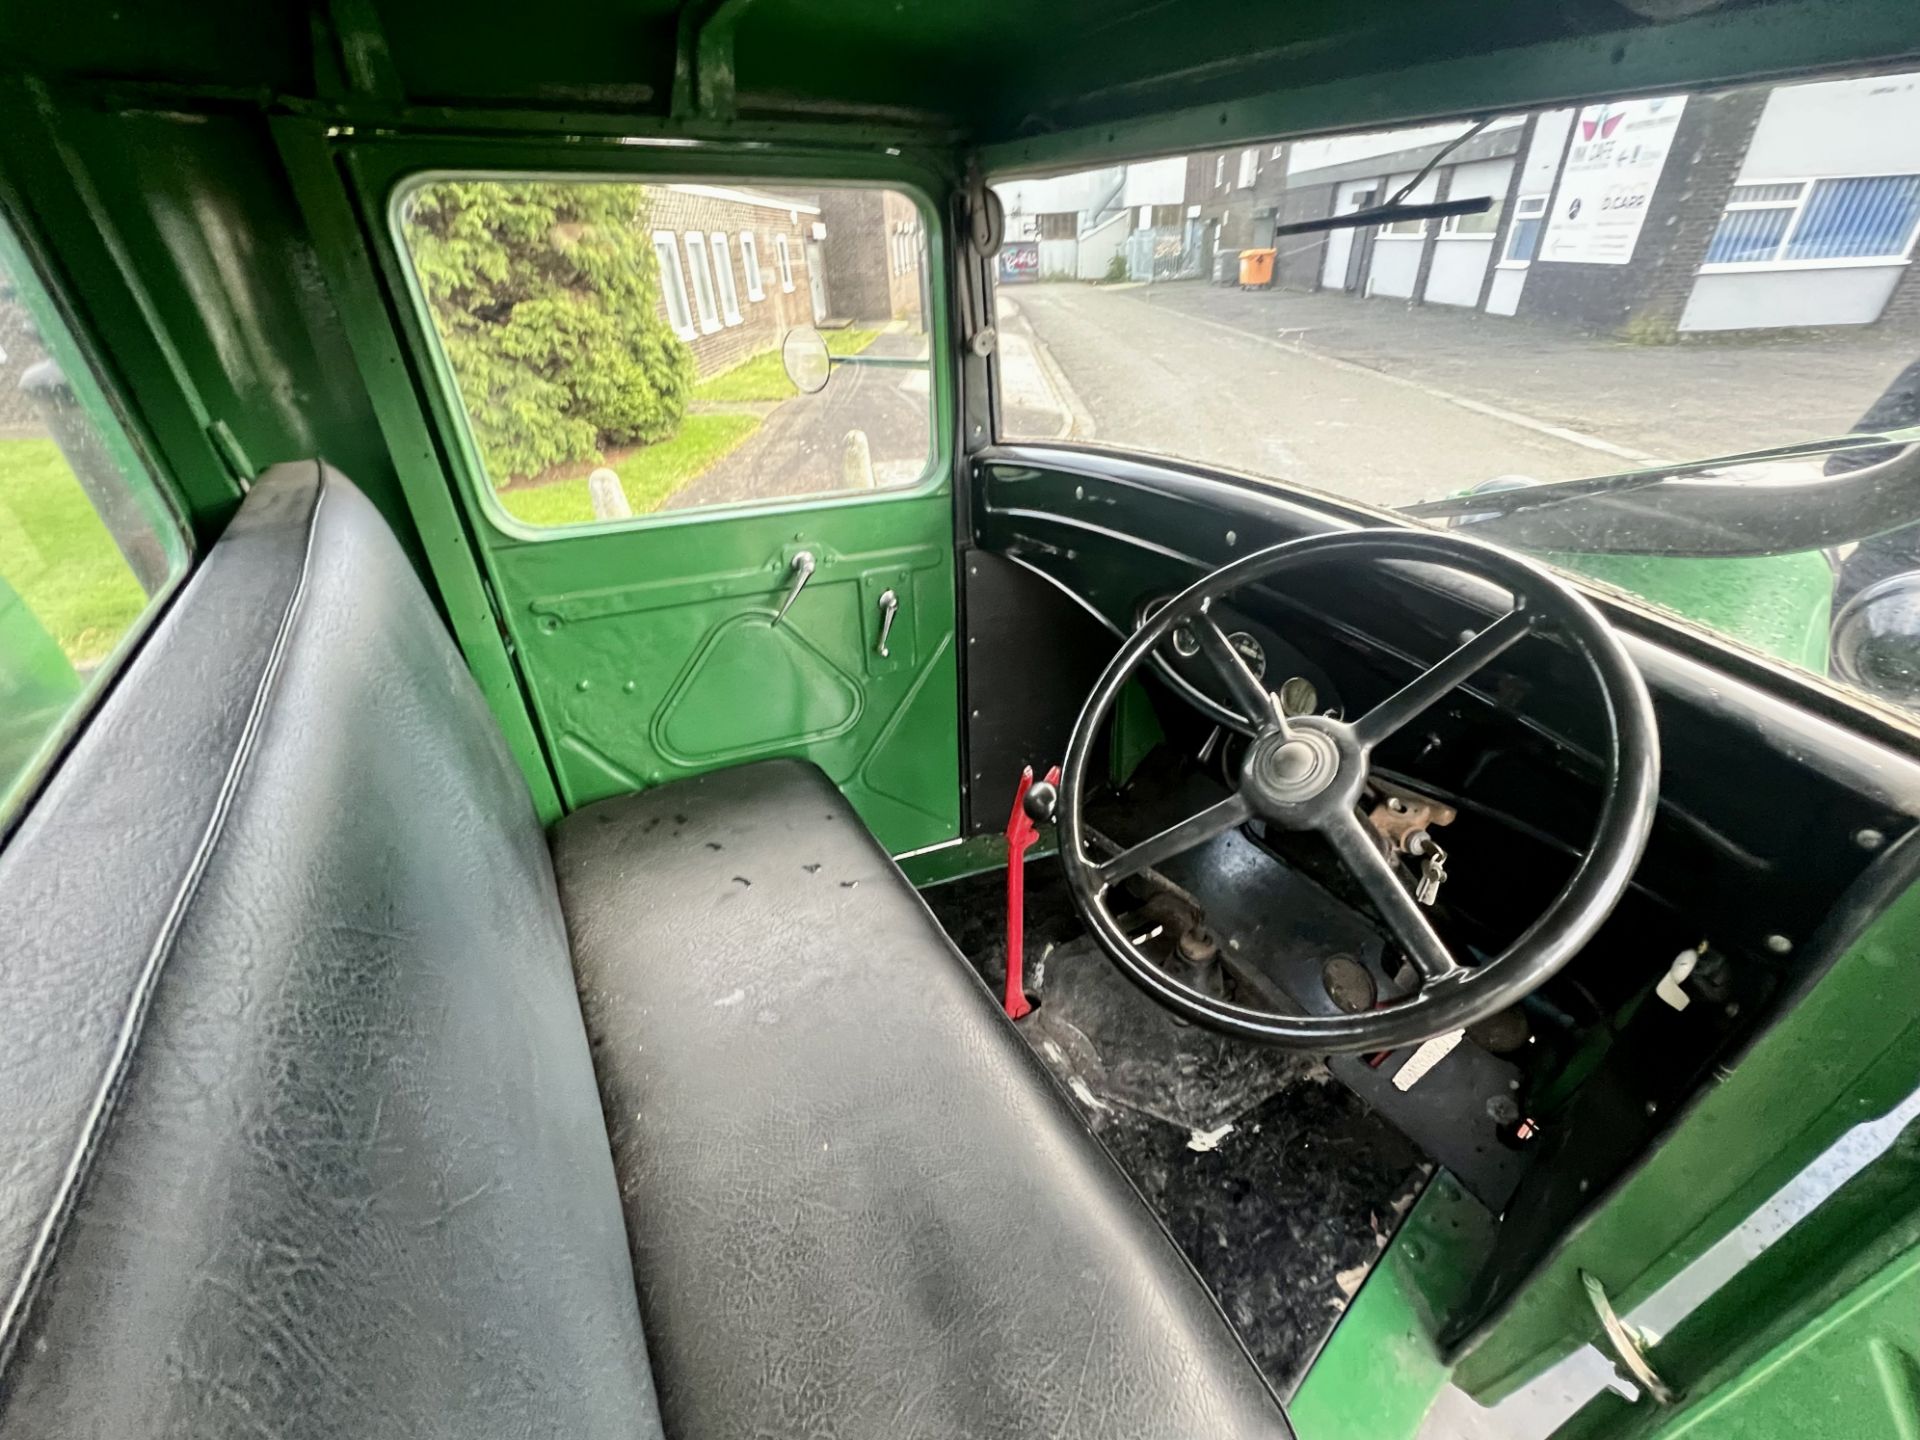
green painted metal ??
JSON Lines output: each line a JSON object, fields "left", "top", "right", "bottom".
{"left": 337, "top": 135, "right": 964, "bottom": 851}
{"left": 1452, "top": 860, "right": 1920, "bottom": 1402}
{"left": 483, "top": 495, "right": 962, "bottom": 851}
{"left": 979, "top": 0, "right": 1920, "bottom": 176}
{"left": 271, "top": 118, "right": 566, "bottom": 823}
{"left": 1108, "top": 679, "right": 1165, "bottom": 790}
{"left": 1551, "top": 551, "right": 1834, "bottom": 675}
{"left": 1290, "top": 1173, "right": 1499, "bottom": 1440}
{"left": 899, "top": 830, "right": 1059, "bottom": 891}
{"left": 1554, "top": 1117, "right": 1920, "bottom": 1440}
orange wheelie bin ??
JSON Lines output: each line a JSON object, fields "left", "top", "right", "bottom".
{"left": 1237, "top": 248, "right": 1276, "bottom": 288}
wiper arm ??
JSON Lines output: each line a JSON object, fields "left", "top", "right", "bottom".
{"left": 1272, "top": 196, "right": 1490, "bottom": 238}
{"left": 1404, "top": 432, "right": 1918, "bottom": 522}
{"left": 1401, "top": 428, "right": 1920, "bottom": 558}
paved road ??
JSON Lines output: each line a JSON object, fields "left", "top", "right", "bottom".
{"left": 665, "top": 331, "right": 931, "bottom": 511}
{"left": 1004, "top": 280, "right": 1916, "bottom": 513}
{"left": 1004, "top": 284, "right": 1618, "bottom": 509}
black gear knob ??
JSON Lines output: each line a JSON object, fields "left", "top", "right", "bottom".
{"left": 1022, "top": 779, "right": 1059, "bottom": 825}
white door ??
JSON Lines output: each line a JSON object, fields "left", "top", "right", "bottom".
{"left": 805, "top": 239, "right": 829, "bottom": 323}
{"left": 1320, "top": 181, "right": 1377, "bottom": 291}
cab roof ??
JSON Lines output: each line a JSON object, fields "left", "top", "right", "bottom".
{"left": 6, "top": 0, "right": 1917, "bottom": 169}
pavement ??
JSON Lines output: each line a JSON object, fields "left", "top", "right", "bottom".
{"left": 664, "top": 328, "right": 932, "bottom": 511}
{"left": 997, "top": 280, "right": 1917, "bottom": 510}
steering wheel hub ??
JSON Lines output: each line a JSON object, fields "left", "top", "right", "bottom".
{"left": 1245, "top": 727, "right": 1342, "bottom": 812}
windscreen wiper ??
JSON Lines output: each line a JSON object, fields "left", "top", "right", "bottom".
{"left": 1401, "top": 429, "right": 1920, "bottom": 558}
{"left": 1273, "top": 116, "right": 1498, "bottom": 238}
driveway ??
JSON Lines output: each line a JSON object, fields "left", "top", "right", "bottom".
{"left": 1000, "top": 281, "right": 1916, "bottom": 511}
{"left": 664, "top": 330, "right": 931, "bottom": 511}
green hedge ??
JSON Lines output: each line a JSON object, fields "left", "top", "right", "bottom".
{"left": 404, "top": 181, "right": 695, "bottom": 483}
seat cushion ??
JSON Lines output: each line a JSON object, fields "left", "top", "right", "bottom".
{"left": 0, "top": 463, "right": 663, "bottom": 1439}
{"left": 552, "top": 758, "right": 1293, "bottom": 1440}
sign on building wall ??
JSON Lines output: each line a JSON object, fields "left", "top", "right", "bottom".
{"left": 1539, "top": 96, "right": 1688, "bottom": 266}
{"left": 998, "top": 240, "right": 1040, "bottom": 284}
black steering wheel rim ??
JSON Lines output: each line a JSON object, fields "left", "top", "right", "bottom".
{"left": 1057, "top": 526, "right": 1660, "bottom": 1054}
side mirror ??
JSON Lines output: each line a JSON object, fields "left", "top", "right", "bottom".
{"left": 781, "top": 327, "right": 832, "bottom": 395}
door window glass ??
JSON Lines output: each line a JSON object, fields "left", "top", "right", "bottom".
{"left": 0, "top": 213, "right": 189, "bottom": 820}
{"left": 991, "top": 69, "right": 1920, "bottom": 717}
{"left": 397, "top": 178, "right": 934, "bottom": 529}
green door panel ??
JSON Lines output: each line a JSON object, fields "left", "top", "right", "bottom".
{"left": 1553, "top": 1120, "right": 1920, "bottom": 1440}
{"left": 277, "top": 132, "right": 964, "bottom": 849}
{"left": 486, "top": 489, "right": 960, "bottom": 853}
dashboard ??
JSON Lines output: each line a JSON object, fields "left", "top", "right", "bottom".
{"left": 965, "top": 444, "right": 1920, "bottom": 1323}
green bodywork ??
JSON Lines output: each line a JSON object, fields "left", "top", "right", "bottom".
{"left": 1554, "top": 551, "right": 1834, "bottom": 674}
{"left": 1, "top": 0, "right": 1919, "bottom": 1436}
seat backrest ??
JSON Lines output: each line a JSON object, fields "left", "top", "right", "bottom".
{"left": 0, "top": 462, "right": 663, "bottom": 1439}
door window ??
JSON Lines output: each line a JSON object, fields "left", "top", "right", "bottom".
{"left": 396, "top": 178, "right": 934, "bottom": 529}
{"left": 0, "top": 211, "right": 189, "bottom": 820}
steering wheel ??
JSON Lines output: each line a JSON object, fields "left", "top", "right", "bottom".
{"left": 1056, "top": 528, "right": 1660, "bottom": 1054}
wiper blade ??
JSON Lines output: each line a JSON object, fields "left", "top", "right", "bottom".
{"left": 1273, "top": 196, "right": 1491, "bottom": 238}
{"left": 1401, "top": 428, "right": 1920, "bottom": 559}
{"left": 1403, "top": 432, "right": 1916, "bottom": 522}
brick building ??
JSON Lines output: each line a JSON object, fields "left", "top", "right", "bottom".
{"left": 645, "top": 184, "right": 820, "bottom": 377}
{"left": 812, "top": 188, "right": 924, "bottom": 327}
{"left": 1230, "top": 70, "right": 1920, "bottom": 339}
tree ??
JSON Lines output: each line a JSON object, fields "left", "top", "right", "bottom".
{"left": 402, "top": 181, "right": 695, "bottom": 483}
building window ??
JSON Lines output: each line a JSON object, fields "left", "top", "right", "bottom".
{"left": 1441, "top": 192, "right": 1505, "bottom": 236}
{"left": 1237, "top": 148, "right": 1258, "bottom": 188}
{"left": 1498, "top": 195, "right": 1549, "bottom": 266}
{"left": 1214, "top": 155, "right": 1225, "bottom": 188}
{"left": 653, "top": 231, "right": 694, "bottom": 337}
{"left": 710, "top": 232, "right": 742, "bottom": 324}
{"left": 1038, "top": 211, "right": 1076, "bottom": 240}
{"left": 684, "top": 233, "right": 721, "bottom": 332}
{"left": 1379, "top": 213, "right": 1427, "bottom": 238}
{"left": 739, "top": 231, "right": 765, "bottom": 300}
{"left": 1703, "top": 175, "right": 1920, "bottom": 268}
{"left": 775, "top": 233, "right": 795, "bottom": 292}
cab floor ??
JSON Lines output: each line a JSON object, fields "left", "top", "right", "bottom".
{"left": 924, "top": 859, "right": 1430, "bottom": 1393}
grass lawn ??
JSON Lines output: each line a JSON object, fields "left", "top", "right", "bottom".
{"left": 498, "top": 411, "right": 761, "bottom": 526}
{"left": 691, "top": 328, "right": 882, "bottom": 404}
{"left": 0, "top": 437, "right": 146, "bottom": 665}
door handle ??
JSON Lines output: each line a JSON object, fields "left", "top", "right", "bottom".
{"left": 876, "top": 588, "right": 899, "bottom": 657}
{"left": 772, "top": 550, "right": 816, "bottom": 625}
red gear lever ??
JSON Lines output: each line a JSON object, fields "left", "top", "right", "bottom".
{"left": 1003, "top": 764, "right": 1059, "bottom": 1020}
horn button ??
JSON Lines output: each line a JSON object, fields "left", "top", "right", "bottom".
{"left": 1242, "top": 723, "right": 1349, "bottom": 821}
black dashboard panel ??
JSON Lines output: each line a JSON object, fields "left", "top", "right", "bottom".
{"left": 969, "top": 441, "right": 1920, "bottom": 1331}
{"left": 972, "top": 446, "right": 1920, "bottom": 962}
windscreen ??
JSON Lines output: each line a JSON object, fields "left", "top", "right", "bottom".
{"left": 992, "top": 69, "right": 1920, "bottom": 716}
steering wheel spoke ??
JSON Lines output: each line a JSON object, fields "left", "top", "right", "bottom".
{"left": 1320, "top": 808, "right": 1462, "bottom": 985}
{"left": 1055, "top": 527, "right": 1658, "bottom": 1053}
{"left": 1096, "top": 792, "right": 1254, "bottom": 888}
{"left": 1352, "top": 605, "right": 1534, "bottom": 750}
{"left": 1194, "top": 608, "right": 1286, "bottom": 733}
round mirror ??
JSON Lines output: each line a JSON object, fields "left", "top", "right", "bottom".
{"left": 781, "top": 326, "right": 832, "bottom": 395}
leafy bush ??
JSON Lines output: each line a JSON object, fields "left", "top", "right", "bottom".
{"left": 1103, "top": 253, "right": 1128, "bottom": 283}
{"left": 403, "top": 182, "right": 695, "bottom": 483}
